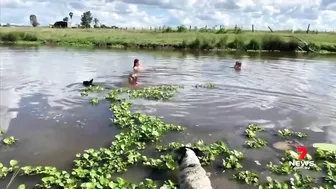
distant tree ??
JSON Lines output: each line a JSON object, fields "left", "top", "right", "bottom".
{"left": 69, "top": 12, "right": 73, "bottom": 20}
{"left": 29, "top": 14, "right": 40, "bottom": 27}
{"left": 100, "top": 24, "right": 109, "bottom": 28}
{"left": 63, "top": 17, "right": 69, "bottom": 22}
{"left": 93, "top": 18, "right": 100, "bottom": 28}
{"left": 80, "top": 11, "right": 93, "bottom": 28}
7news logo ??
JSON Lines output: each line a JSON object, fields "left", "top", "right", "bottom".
{"left": 289, "top": 146, "right": 314, "bottom": 168}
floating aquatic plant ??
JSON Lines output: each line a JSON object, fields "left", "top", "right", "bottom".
{"left": 233, "top": 170, "right": 259, "bottom": 185}
{"left": 0, "top": 83, "right": 333, "bottom": 188}
{"left": 245, "top": 137, "right": 268, "bottom": 148}
{"left": 277, "top": 129, "right": 308, "bottom": 139}
{"left": 90, "top": 97, "right": 99, "bottom": 105}
{"left": 267, "top": 149, "right": 322, "bottom": 175}
{"left": 290, "top": 172, "right": 316, "bottom": 188}
{"left": 0, "top": 129, "right": 4, "bottom": 135}
{"left": 258, "top": 177, "right": 288, "bottom": 189}
{"left": 2, "top": 136, "right": 17, "bottom": 145}
{"left": 0, "top": 160, "right": 19, "bottom": 179}
{"left": 193, "top": 83, "right": 215, "bottom": 88}
{"left": 278, "top": 129, "right": 293, "bottom": 137}
{"left": 245, "top": 124, "right": 265, "bottom": 138}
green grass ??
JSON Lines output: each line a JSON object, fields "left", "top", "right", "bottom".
{"left": 0, "top": 27, "right": 336, "bottom": 53}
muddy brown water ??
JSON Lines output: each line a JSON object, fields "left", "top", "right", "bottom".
{"left": 0, "top": 45, "right": 336, "bottom": 188}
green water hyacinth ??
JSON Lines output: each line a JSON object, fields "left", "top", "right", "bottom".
{"left": 315, "top": 147, "right": 336, "bottom": 161}
{"left": 245, "top": 137, "right": 268, "bottom": 148}
{"left": 2, "top": 136, "right": 17, "bottom": 145}
{"left": 90, "top": 97, "right": 99, "bottom": 105}
{"left": 312, "top": 185, "right": 336, "bottom": 189}
{"left": 0, "top": 160, "right": 19, "bottom": 178}
{"left": 80, "top": 85, "right": 104, "bottom": 96}
{"left": 290, "top": 173, "right": 316, "bottom": 188}
{"left": 277, "top": 129, "right": 293, "bottom": 137}
{"left": 245, "top": 124, "right": 265, "bottom": 138}
{"left": 233, "top": 170, "right": 259, "bottom": 185}
{"left": 193, "top": 83, "right": 215, "bottom": 88}
{"left": 259, "top": 177, "right": 289, "bottom": 189}
{"left": 277, "top": 129, "right": 308, "bottom": 139}
{"left": 2, "top": 83, "right": 334, "bottom": 188}
{"left": 267, "top": 150, "right": 321, "bottom": 175}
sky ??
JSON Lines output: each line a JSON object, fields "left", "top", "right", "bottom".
{"left": 0, "top": 0, "right": 336, "bottom": 31}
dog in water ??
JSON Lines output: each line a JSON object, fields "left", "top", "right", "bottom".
{"left": 172, "top": 146, "right": 213, "bottom": 189}
{"left": 83, "top": 79, "right": 94, "bottom": 86}
{"left": 128, "top": 73, "right": 138, "bottom": 85}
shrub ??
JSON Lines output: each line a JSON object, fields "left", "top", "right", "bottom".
{"left": 216, "top": 36, "right": 228, "bottom": 49}
{"left": 246, "top": 39, "right": 261, "bottom": 50}
{"left": 286, "top": 39, "right": 299, "bottom": 51}
{"left": 198, "top": 28, "right": 208, "bottom": 33}
{"left": 227, "top": 38, "right": 245, "bottom": 50}
{"left": 306, "top": 42, "right": 320, "bottom": 51}
{"left": 320, "top": 44, "right": 336, "bottom": 52}
{"left": 22, "top": 33, "right": 38, "bottom": 41}
{"left": 201, "top": 37, "right": 217, "bottom": 49}
{"left": 0, "top": 32, "right": 18, "bottom": 42}
{"left": 216, "top": 28, "right": 227, "bottom": 34}
{"left": 262, "top": 35, "right": 285, "bottom": 51}
{"left": 188, "top": 37, "right": 204, "bottom": 49}
{"left": 177, "top": 25, "right": 188, "bottom": 32}
{"left": 163, "top": 27, "right": 174, "bottom": 33}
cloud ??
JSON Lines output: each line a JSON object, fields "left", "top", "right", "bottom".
{"left": 0, "top": 0, "right": 335, "bottom": 30}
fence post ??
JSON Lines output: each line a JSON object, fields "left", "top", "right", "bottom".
{"left": 306, "top": 24, "right": 310, "bottom": 34}
{"left": 252, "top": 24, "right": 254, "bottom": 32}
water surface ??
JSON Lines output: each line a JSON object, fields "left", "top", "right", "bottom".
{"left": 0, "top": 46, "right": 335, "bottom": 188}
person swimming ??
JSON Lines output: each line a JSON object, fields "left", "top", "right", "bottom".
{"left": 128, "top": 73, "right": 138, "bottom": 85}
{"left": 133, "top": 59, "right": 140, "bottom": 71}
{"left": 234, "top": 61, "right": 242, "bottom": 71}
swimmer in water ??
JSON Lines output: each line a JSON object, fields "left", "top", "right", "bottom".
{"left": 128, "top": 73, "right": 138, "bottom": 85}
{"left": 133, "top": 59, "right": 141, "bottom": 71}
{"left": 234, "top": 61, "right": 242, "bottom": 71}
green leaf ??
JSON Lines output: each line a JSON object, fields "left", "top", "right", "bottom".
{"left": 17, "top": 184, "right": 25, "bottom": 189}
{"left": 312, "top": 143, "right": 336, "bottom": 151}
{"left": 10, "top": 160, "right": 18, "bottom": 167}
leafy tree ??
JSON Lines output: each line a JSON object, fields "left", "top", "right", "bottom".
{"left": 93, "top": 18, "right": 100, "bottom": 28}
{"left": 69, "top": 12, "right": 73, "bottom": 20}
{"left": 63, "top": 17, "right": 69, "bottom": 22}
{"left": 80, "top": 11, "right": 93, "bottom": 28}
{"left": 100, "top": 24, "right": 109, "bottom": 28}
{"left": 29, "top": 14, "right": 39, "bottom": 27}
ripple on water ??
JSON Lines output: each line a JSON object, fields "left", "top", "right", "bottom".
{"left": 0, "top": 47, "right": 336, "bottom": 188}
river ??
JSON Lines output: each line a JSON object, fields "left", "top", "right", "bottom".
{"left": 0, "top": 45, "right": 335, "bottom": 188}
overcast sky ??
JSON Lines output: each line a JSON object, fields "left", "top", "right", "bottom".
{"left": 1, "top": 0, "right": 336, "bottom": 30}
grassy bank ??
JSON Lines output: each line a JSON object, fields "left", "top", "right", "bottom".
{"left": 0, "top": 27, "right": 336, "bottom": 53}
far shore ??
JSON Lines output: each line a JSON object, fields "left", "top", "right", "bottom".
{"left": 0, "top": 27, "right": 335, "bottom": 54}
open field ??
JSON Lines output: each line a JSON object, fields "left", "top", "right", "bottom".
{"left": 0, "top": 27, "right": 336, "bottom": 53}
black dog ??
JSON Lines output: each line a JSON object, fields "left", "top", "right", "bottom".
{"left": 83, "top": 79, "right": 94, "bottom": 87}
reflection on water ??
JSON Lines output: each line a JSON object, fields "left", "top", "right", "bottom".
{"left": 0, "top": 45, "right": 335, "bottom": 188}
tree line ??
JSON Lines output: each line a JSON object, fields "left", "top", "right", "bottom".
{"left": 28, "top": 11, "right": 100, "bottom": 28}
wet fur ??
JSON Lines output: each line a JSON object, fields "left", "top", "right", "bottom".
{"left": 172, "top": 147, "right": 213, "bottom": 189}
{"left": 128, "top": 73, "right": 138, "bottom": 84}
{"left": 83, "top": 79, "right": 94, "bottom": 86}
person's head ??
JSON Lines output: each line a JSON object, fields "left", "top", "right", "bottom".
{"left": 133, "top": 59, "right": 140, "bottom": 67}
{"left": 235, "top": 61, "right": 242, "bottom": 68}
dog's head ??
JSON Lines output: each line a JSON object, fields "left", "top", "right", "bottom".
{"left": 172, "top": 146, "right": 205, "bottom": 165}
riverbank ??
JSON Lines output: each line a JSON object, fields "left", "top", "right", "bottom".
{"left": 0, "top": 27, "right": 336, "bottom": 53}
